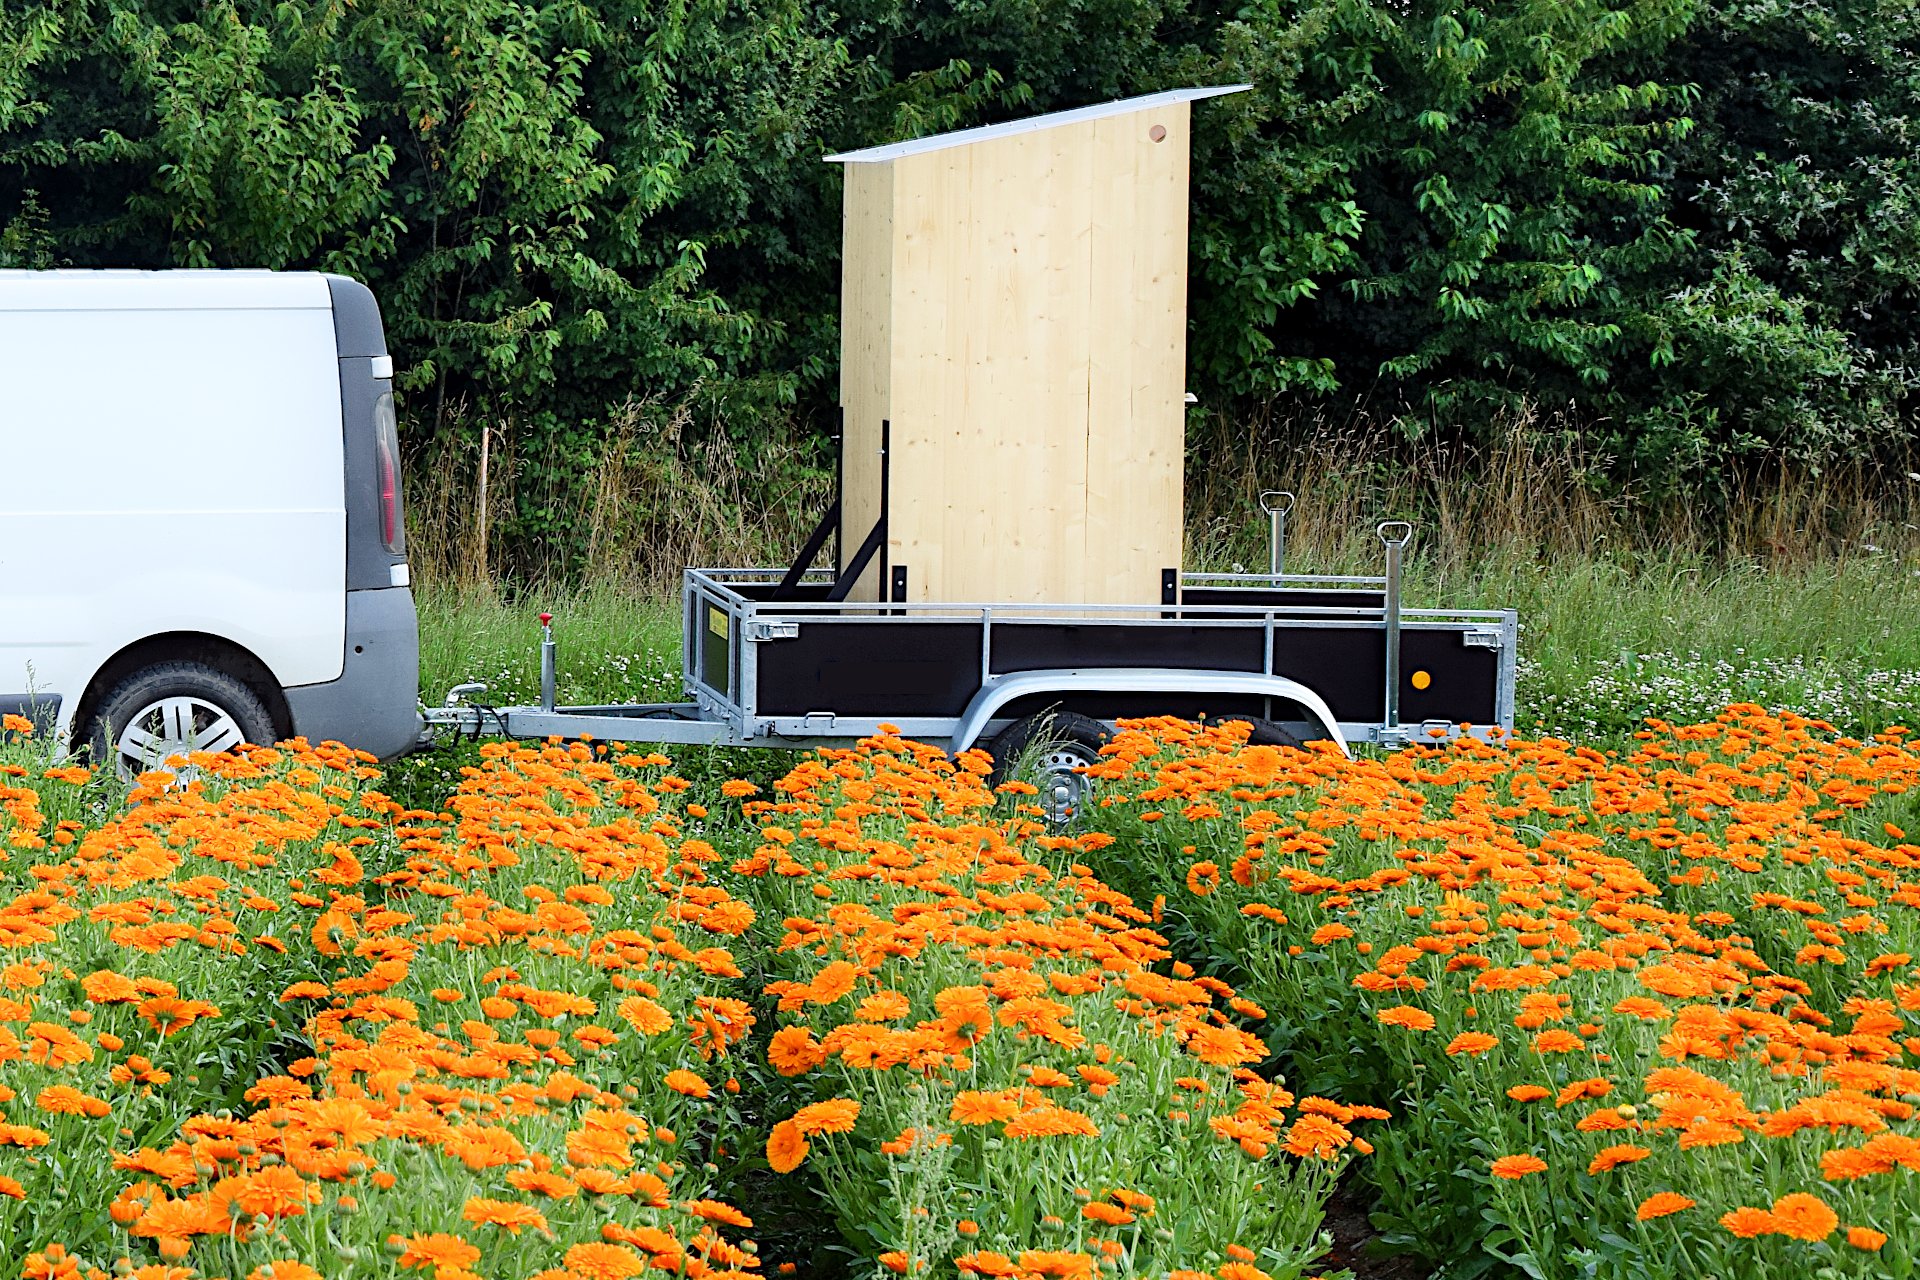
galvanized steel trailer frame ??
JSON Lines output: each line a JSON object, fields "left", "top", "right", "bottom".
{"left": 422, "top": 533, "right": 1518, "bottom": 757}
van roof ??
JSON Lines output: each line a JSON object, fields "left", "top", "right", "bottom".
{"left": 0, "top": 269, "right": 334, "bottom": 312}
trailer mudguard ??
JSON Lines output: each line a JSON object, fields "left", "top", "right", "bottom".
{"left": 949, "top": 668, "right": 1349, "bottom": 757}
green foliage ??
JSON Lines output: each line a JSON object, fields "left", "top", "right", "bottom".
{"left": 2, "top": 0, "right": 1917, "bottom": 567}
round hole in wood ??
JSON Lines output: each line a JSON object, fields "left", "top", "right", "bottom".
{"left": 1148, "top": 124, "right": 1167, "bottom": 142}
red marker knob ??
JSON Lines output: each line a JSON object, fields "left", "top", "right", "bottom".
{"left": 539, "top": 613, "right": 553, "bottom": 626}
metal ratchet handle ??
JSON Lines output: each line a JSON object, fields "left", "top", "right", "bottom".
{"left": 1376, "top": 520, "right": 1414, "bottom": 548}
{"left": 1259, "top": 490, "right": 1296, "bottom": 516}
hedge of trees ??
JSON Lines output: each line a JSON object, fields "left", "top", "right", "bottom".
{"left": 4, "top": 0, "right": 1916, "bottom": 537}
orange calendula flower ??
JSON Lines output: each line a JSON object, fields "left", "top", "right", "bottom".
{"left": 1530, "top": 1029, "right": 1584, "bottom": 1054}
{"left": 461, "top": 1197, "right": 547, "bottom": 1234}
{"left": 1218, "top": 1265, "right": 1273, "bottom": 1280}
{"left": 617, "top": 996, "right": 673, "bottom": 1036}
{"left": 766, "top": 1119, "right": 808, "bottom": 1174}
{"left": 1770, "top": 1193, "right": 1838, "bottom": 1242}
{"left": 1445, "top": 1032, "right": 1498, "bottom": 1056}
{"left": 792, "top": 1098, "right": 860, "bottom": 1136}
{"left": 1186, "top": 1024, "right": 1267, "bottom": 1067}
{"left": 1283, "top": 1114, "right": 1352, "bottom": 1160}
{"left": 1586, "top": 1145, "right": 1651, "bottom": 1174}
{"left": 395, "top": 1234, "right": 481, "bottom": 1270}
{"left": 1847, "top": 1227, "right": 1887, "bottom": 1252}
{"left": 1375, "top": 1005, "right": 1436, "bottom": 1032}
{"left": 249, "top": 1264, "right": 323, "bottom": 1280}
{"left": 1635, "top": 1193, "right": 1694, "bottom": 1221}
{"left": 952, "top": 1092, "right": 1020, "bottom": 1126}
{"left": 81, "top": 970, "right": 139, "bottom": 1004}
{"left": 767, "top": 1025, "right": 827, "bottom": 1076}
{"left": 564, "top": 1242, "right": 646, "bottom": 1280}
{"left": 663, "top": 1069, "right": 711, "bottom": 1099}
{"left": 1489, "top": 1154, "right": 1547, "bottom": 1179}
{"left": 683, "top": 1199, "right": 752, "bottom": 1228}
{"left": 1718, "top": 1207, "right": 1777, "bottom": 1239}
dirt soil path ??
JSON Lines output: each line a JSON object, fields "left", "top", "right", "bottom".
{"left": 1317, "top": 1175, "right": 1433, "bottom": 1280}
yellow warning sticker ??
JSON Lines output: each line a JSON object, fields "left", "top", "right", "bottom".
{"left": 709, "top": 607, "right": 729, "bottom": 640}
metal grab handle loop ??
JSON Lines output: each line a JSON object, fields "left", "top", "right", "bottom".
{"left": 1258, "top": 490, "right": 1295, "bottom": 516}
{"left": 1377, "top": 519, "right": 1413, "bottom": 549}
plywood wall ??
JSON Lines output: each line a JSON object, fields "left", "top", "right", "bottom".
{"left": 837, "top": 160, "right": 893, "bottom": 603}
{"left": 837, "top": 102, "right": 1190, "bottom": 605}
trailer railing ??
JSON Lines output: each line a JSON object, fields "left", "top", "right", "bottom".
{"left": 428, "top": 513, "right": 1519, "bottom": 756}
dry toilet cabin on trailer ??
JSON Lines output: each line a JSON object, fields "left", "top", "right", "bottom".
{"left": 829, "top": 85, "right": 1248, "bottom": 606}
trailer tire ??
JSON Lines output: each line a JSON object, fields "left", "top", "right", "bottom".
{"left": 987, "top": 712, "right": 1112, "bottom": 825}
{"left": 1204, "top": 713, "right": 1336, "bottom": 749}
{"left": 1236, "top": 716, "right": 1309, "bottom": 748}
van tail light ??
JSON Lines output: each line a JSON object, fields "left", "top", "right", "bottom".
{"left": 372, "top": 391, "right": 406, "bottom": 556}
{"left": 376, "top": 434, "right": 399, "bottom": 551}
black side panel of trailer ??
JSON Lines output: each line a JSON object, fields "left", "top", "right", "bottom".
{"left": 754, "top": 622, "right": 983, "bottom": 716}
{"left": 1398, "top": 628, "right": 1500, "bottom": 726}
{"left": 1182, "top": 587, "right": 1386, "bottom": 612}
{"left": 990, "top": 623, "right": 1267, "bottom": 675}
{"left": 1268, "top": 629, "right": 1384, "bottom": 722}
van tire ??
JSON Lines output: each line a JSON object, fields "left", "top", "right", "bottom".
{"left": 84, "top": 662, "right": 276, "bottom": 779}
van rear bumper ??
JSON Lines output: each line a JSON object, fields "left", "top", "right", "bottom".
{"left": 285, "top": 586, "right": 421, "bottom": 760}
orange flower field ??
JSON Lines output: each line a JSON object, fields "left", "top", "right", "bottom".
{"left": 0, "top": 704, "right": 1914, "bottom": 1279}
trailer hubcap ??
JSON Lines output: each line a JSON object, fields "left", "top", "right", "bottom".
{"left": 1039, "top": 747, "right": 1096, "bottom": 824}
{"left": 114, "top": 696, "right": 246, "bottom": 781}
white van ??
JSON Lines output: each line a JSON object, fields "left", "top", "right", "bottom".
{"left": 0, "top": 270, "right": 421, "bottom": 773}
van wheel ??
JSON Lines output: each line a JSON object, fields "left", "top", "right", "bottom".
{"left": 987, "top": 712, "right": 1113, "bottom": 825}
{"left": 85, "top": 662, "right": 275, "bottom": 781}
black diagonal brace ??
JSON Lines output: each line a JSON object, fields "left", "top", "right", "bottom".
{"left": 771, "top": 498, "right": 841, "bottom": 599}
{"left": 826, "top": 518, "right": 886, "bottom": 603}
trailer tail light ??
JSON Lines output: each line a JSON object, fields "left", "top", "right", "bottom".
{"left": 373, "top": 391, "right": 406, "bottom": 556}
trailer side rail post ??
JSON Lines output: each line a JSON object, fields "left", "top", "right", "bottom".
{"left": 1378, "top": 521, "right": 1414, "bottom": 740}
{"left": 738, "top": 592, "right": 757, "bottom": 735}
{"left": 1499, "top": 608, "right": 1520, "bottom": 733}
{"left": 980, "top": 607, "right": 994, "bottom": 687}
{"left": 539, "top": 613, "right": 557, "bottom": 712}
{"left": 1261, "top": 608, "right": 1276, "bottom": 720}
{"left": 681, "top": 572, "right": 695, "bottom": 695}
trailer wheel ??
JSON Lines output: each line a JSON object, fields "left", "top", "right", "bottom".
{"left": 988, "top": 712, "right": 1112, "bottom": 825}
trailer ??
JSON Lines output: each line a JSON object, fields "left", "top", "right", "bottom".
{"left": 423, "top": 518, "right": 1516, "bottom": 821}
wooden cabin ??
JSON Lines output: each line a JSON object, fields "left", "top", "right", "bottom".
{"left": 828, "top": 86, "right": 1247, "bottom": 605}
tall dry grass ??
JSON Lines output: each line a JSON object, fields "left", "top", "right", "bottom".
{"left": 404, "top": 398, "right": 1920, "bottom": 591}
{"left": 406, "top": 397, "right": 833, "bottom": 590}
{"left": 1185, "top": 402, "right": 1920, "bottom": 578}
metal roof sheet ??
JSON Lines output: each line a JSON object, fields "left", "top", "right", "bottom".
{"left": 823, "top": 85, "right": 1251, "bottom": 164}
